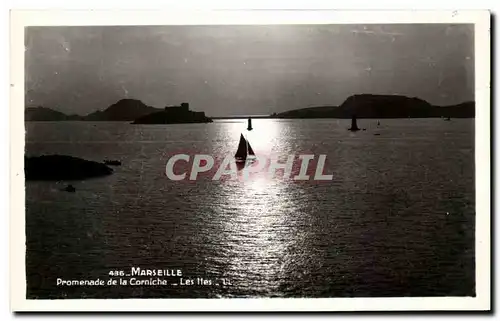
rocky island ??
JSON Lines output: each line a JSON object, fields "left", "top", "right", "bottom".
{"left": 84, "top": 99, "right": 162, "bottom": 121}
{"left": 276, "top": 94, "right": 475, "bottom": 119}
{"left": 25, "top": 99, "right": 161, "bottom": 122}
{"left": 132, "top": 102, "right": 213, "bottom": 124}
{"left": 25, "top": 100, "right": 212, "bottom": 124}
{"left": 25, "top": 155, "right": 113, "bottom": 180}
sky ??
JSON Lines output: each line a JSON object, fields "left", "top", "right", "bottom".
{"left": 25, "top": 24, "right": 474, "bottom": 117}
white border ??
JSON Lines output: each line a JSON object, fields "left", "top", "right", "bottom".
{"left": 10, "top": 9, "right": 491, "bottom": 312}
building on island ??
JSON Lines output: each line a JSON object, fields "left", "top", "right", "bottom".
{"left": 165, "top": 102, "right": 190, "bottom": 113}
{"left": 132, "top": 102, "right": 212, "bottom": 124}
{"left": 163, "top": 102, "right": 207, "bottom": 120}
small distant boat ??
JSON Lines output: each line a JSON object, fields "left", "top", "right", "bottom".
{"left": 247, "top": 117, "right": 253, "bottom": 131}
{"left": 348, "top": 115, "right": 360, "bottom": 131}
{"left": 63, "top": 184, "right": 76, "bottom": 192}
{"left": 377, "top": 121, "right": 380, "bottom": 126}
{"left": 235, "top": 133, "right": 256, "bottom": 162}
{"left": 104, "top": 160, "right": 121, "bottom": 166}
{"left": 444, "top": 116, "right": 451, "bottom": 121}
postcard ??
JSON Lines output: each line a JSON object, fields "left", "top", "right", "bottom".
{"left": 10, "top": 9, "right": 491, "bottom": 312}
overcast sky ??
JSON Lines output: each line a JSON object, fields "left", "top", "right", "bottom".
{"left": 25, "top": 24, "right": 474, "bottom": 116}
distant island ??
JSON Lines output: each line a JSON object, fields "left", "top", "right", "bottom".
{"left": 25, "top": 94, "right": 475, "bottom": 121}
{"left": 132, "top": 103, "right": 213, "bottom": 124}
{"left": 275, "top": 94, "right": 475, "bottom": 119}
{"left": 25, "top": 106, "right": 82, "bottom": 121}
{"left": 25, "top": 99, "right": 162, "bottom": 122}
{"left": 25, "top": 99, "right": 212, "bottom": 124}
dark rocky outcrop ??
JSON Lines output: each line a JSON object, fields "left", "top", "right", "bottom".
{"left": 25, "top": 155, "right": 113, "bottom": 181}
{"left": 132, "top": 102, "right": 213, "bottom": 124}
{"left": 340, "top": 94, "right": 433, "bottom": 118}
{"left": 84, "top": 99, "right": 162, "bottom": 121}
{"left": 276, "top": 94, "right": 475, "bottom": 119}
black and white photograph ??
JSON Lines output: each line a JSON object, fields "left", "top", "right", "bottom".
{"left": 10, "top": 10, "right": 490, "bottom": 312}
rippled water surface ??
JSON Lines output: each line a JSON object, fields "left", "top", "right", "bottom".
{"left": 25, "top": 119, "right": 475, "bottom": 298}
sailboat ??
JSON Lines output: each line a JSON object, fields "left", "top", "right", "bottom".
{"left": 247, "top": 117, "right": 253, "bottom": 131}
{"left": 235, "top": 133, "right": 256, "bottom": 162}
{"left": 348, "top": 115, "right": 360, "bottom": 131}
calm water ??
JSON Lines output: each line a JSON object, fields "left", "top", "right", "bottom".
{"left": 25, "top": 119, "right": 475, "bottom": 298}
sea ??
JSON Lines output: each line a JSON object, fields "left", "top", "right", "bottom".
{"left": 24, "top": 118, "right": 475, "bottom": 298}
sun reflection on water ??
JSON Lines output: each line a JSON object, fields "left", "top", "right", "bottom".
{"left": 209, "top": 119, "right": 305, "bottom": 296}
{"left": 218, "top": 179, "right": 299, "bottom": 296}
{"left": 221, "top": 119, "right": 290, "bottom": 157}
